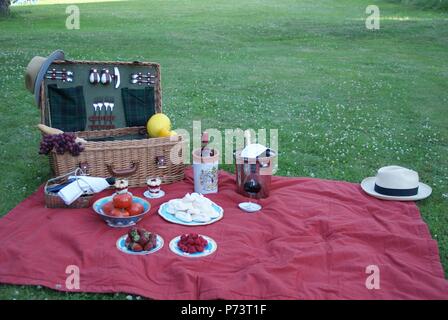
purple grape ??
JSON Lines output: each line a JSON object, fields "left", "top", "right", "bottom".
{"left": 39, "top": 133, "right": 84, "bottom": 156}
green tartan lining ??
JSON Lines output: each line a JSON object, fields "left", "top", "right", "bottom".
{"left": 47, "top": 84, "right": 86, "bottom": 132}
{"left": 121, "top": 87, "right": 155, "bottom": 127}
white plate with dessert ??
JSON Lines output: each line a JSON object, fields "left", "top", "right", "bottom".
{"left": 158, "top": 193, "right": 223, "bottom": 226}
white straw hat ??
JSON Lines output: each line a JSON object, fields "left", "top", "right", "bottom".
{"left": 361, "top": 166, "right": 432, "bottom": 201}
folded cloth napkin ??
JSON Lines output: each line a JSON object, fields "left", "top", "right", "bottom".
{"left": 58, "top": 176, "right": 110, "bottom": 205}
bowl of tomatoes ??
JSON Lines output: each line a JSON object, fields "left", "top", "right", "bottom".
{"left": 92, "top": 193, "right": 151, "bottom": 227}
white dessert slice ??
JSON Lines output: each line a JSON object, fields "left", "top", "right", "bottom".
{"left": 174, "top": 201, "right": 191, "bottom": 211}
{"left": 198, "top": 196, "right": 212, "bottom": 206}
{"left": 168, "top": 199, "right": 181, "bottom": 206}
{"left": 175, "top": 211, "right": 193, "bottom": 222}
{"left": 187, "top": 207, "right": 201, "bottom": 215}
{"left": 182, "top": 193, "right": 194, "bottom": 202}
{"left": 187, "top": 200, "right": 197, "bottom": 210}
{"left": 191, "top": 213, "right": 211, "bottom": 222}
{"left": 206, "top": 207, "right": 220, "bottom": 219}
{"left": 166, "top": 205, "right": 177, "bottom": 215}
{"left": 195, "top": 202, "right": 210, "bottom": 214}
{"left": 192, "top": 200, "right": 203, "bottom": 209}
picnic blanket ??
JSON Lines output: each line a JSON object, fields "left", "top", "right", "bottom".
{"left": 0, "top": 168, "right": 446, "bottom": 299}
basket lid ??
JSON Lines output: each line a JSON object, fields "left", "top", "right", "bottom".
{"left": 39, "top": 60, "right": 162, "bottom": 133}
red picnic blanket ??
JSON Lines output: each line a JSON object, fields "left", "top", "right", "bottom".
{"left": 0, "top": 168, "right": 446, "bottom": 299}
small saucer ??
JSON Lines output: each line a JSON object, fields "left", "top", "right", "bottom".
{"left": 239, "top": 202, "right": 262, "bottom": 213}
{"left": 144, "top": 190, "right": 165, "bottom": 199}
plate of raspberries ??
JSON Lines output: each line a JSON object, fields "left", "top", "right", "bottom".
{"left": 169, "top": 233, "right": 217, "bottom": 258}
{"left": 116, "top": 227, "right": 163, "bottom": 255}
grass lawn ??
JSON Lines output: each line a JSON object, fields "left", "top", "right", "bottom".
{"left": 0, "top": 0, "right": 447, "bottom": 299}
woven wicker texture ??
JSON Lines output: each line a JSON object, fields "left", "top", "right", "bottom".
{"left": 40, "top": 60, "right": 185, "bottom": 187}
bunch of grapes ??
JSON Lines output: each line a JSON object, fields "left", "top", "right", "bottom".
{"left": 39, "top": 133, "right": 85, "bottom": 156}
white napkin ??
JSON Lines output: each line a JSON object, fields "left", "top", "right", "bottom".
{"left": 240, "top": 143, "right": 267, "bottom": 158}
{"left": 58, "top": 176, "right": 110, "bottom": 205}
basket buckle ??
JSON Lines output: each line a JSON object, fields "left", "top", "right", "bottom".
{"left": 79, "top": 162, "right": 89, "bottom": 174}
{"left": 156, "top": 156, "right": 167, "bottom": 169}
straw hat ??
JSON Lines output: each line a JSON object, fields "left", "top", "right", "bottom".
{"left": 361, "top": 165, "right": 432, "bottom": 201}
{"left": 25, "top": 50, "right": 65, "bottom": 105}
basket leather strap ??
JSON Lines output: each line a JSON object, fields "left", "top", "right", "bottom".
{"left": 106, "top": 161, "right": 139, "bottom": 177}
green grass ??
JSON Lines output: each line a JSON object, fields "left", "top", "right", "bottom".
{"left": 0, "top": 0, "right": 447, "bottom": 299}
{"left": 387, "top": 0, "right": 448, "bottom": 10}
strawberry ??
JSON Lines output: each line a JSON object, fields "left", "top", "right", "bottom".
{"left": 137, "top": 228, "right": 146, "bottom": 238}
{"left": 128, "top": 228, "right": 140, "bottom": 242}
{"left": 143, "top": 241, "right": 155, "bottom": 251}
{"left": 129, "top": 242, "right": 143, "bottom": 252}
{"left": 149, "top": 233, "right": 157, "bottom": 243}
{"left": 138, "top": 230, "right": 151, "bottom": 246}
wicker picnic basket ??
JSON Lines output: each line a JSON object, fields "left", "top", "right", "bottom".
{"left": 39, "top": 60, "right": 185, "bottom": 187}
{"left": 44, "top": 168, "right": 93, "bottom": 208}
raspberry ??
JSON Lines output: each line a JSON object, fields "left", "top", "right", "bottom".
{"left": 188, "top": 247, "right": 197, "bottom": 254}
{"left": 177, "top": 233, "right": 208, "bottom": 254}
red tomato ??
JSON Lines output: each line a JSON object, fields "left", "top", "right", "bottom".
{"left": 129, "top": 203, "right": 144, "bottom": 216}
{"left": 102, "top": 201, "right": 115, "bottom": 215}
{"left": 110, "top": 208, "right": 123, "bottom": 217}
{"left": 113, "top": 193, "right": 132, "bottom": 209}
{"left": 120, "top": 210, "right": 130, "bottom": 217}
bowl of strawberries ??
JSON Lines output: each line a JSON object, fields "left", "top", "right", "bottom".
{"left": 116, "top": 227, "right": 163, "bottom": 255}
{"left": 92, "top": 193, "right": 150, "bottom": 227}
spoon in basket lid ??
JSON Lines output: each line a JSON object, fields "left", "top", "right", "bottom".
{"left": 131, "top": 73, "right": 155, "bottom": 79}
{"left": 131, "top": 79, "right": 154, "bottom": 85}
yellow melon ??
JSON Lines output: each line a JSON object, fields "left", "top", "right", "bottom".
{"left": 146, "top": 113, "right": 171, "bottom": 138}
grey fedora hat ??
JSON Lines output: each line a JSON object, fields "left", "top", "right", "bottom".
{"left": 25, "top": 50, "right": 65, "bottom": 105}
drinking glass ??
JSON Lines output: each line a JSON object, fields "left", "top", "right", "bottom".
{"left": 238, "top": 164, "right": 262, "bottom": 212}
